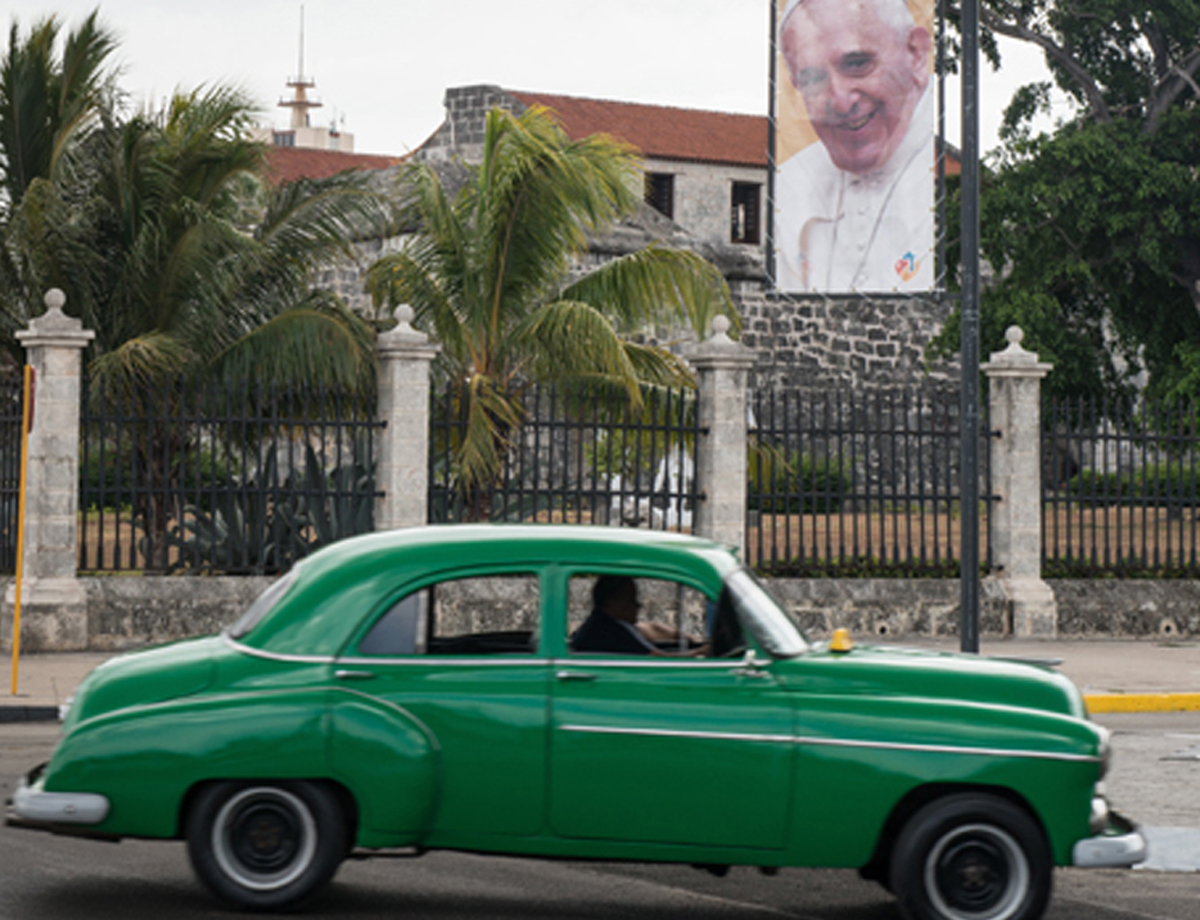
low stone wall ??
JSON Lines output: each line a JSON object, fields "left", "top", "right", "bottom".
{"left": 4, "top": 575, "right": 1200, "bottom": 651}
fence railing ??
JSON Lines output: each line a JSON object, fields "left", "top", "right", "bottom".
{"left": 1043, "top": 395, "right": 1200, "bottom": 576}
{"left": 747, "top": 387, "right": 992, "bottom": 576}
{"left": 429, "top": 381, "right": 700, "bottom": 530}
{"left": 0, "top": 372, "right": 24, "bottom": 573}
{"left": 78, "top": 373, "right": 383, "bottom": 575}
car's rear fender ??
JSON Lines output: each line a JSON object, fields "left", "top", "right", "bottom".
{"left": 327, "top": 689, "right": 439, "bottom": 848}
{"left": 45, "top": 689, "right": 339, "bottom": 838}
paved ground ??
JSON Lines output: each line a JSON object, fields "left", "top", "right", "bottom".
{"left": 4, "top": 717, "right": 1200, "bottom": 918}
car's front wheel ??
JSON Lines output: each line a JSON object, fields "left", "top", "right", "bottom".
{"left": 889, "top": 793, "right": 1052, "bottom": 920}
{"left": 186, "top": 780, "right": 347, "bottom": 910}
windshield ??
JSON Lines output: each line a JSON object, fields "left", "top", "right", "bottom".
{"left": 227, "top": 569, "right": 298, "bottom": 639}
{"left": 724, "top": 568, "right": 808, "bottom": 658}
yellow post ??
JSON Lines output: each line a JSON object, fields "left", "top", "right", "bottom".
{"left": 10, "top": 365, "right": 34, "bottom": 696}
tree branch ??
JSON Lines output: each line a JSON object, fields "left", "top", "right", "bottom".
{"left": 973, "top": 3, "right": 1112, "bottom": 122}
{"left": 1145, "top": 48, "right": 1200, "bottom": 135}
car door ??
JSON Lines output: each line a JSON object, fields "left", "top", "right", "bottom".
{"left": 547, "top": 571, "right": 795, "bottom": 850}
{"left": 335, "top": 568, "right": 549, "bottom": 839}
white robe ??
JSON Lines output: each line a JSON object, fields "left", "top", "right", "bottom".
{"left": 774, "top": 87, "right": 935, "bottom": 294}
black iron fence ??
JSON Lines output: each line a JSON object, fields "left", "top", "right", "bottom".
{"left": 748, "top": 387, "right": 993, "bottom": 576}
{"left": 429, "top": 381, "right": 700, "bottom": 530}
{"left": 79, "top": 373, "right": 383, "bottom": 574}
{"left": 0, "top": 372, "right": 24, "bottom": 573}
{"left": 1043, "top": 395, "right": 1200, "bottom": 576}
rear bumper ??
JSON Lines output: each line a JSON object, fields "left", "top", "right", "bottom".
{"left": 1072, "top": 797, "right": 1147, "bottom": 868}
{"left": 6, "top": 763, "right": 110, "bottom": 827}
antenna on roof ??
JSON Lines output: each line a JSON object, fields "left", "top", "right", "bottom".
{"left": 298, "top": 4, "right": 306, "bottom": 81}
{"left": 280, "top": 3, "right": 321, "bottom": 129}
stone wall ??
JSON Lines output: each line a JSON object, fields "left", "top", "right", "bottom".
{"left": 5, "top": 574, "right": 1197, "bottom": 652}
{"left": 736, "top": 283, "right": 957, "bottom": 390}
{"left": 416, "top": 84, "right": 522, "bottom": 164}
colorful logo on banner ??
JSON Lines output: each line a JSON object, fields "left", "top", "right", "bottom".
{"left": 894, "top": 251, "right": 920, "bottom": 282}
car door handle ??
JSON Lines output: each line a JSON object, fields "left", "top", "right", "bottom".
{"left": 335, "top": 670, "right": 376, "bottom": 681}
{"left": 732, "top": 665, "right": 771, "bottom": 679}
{"left": 556, "top": 670, "right": 598, "bottom": 682}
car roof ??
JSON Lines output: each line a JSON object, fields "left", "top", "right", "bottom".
{"left": 241, "top": 525, "right": 741, "bottom": 656}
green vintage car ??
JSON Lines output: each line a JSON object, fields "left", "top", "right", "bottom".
{"left": 9, "top": 525, "right": 1143, "bottom": 918}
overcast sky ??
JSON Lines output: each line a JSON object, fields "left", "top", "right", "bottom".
{"left": 6, "top": 1, "right": 1065, "bottom": 157}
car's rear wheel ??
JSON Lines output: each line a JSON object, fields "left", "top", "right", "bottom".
{"left": 889, "top": 793, "right": 1052, "bottom": 920}
{"left": 187, "top": 781, "right": 346, "bottom": 910}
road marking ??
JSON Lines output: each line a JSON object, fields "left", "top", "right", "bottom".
{"left": 1085, "top": 693, "right": 1200, "bottom": 714}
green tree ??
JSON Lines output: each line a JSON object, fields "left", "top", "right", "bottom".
{"left": 938, "top": 1, "right": 1200, "bottom": 399}
{"left": 367, "top": 105, "right": 736, "bottom": 508}
{"left": 2, "top": 15, "right": 399, "bottom": 567}
{"left": 0, "top": 10, "right": 116, "bottom": 335}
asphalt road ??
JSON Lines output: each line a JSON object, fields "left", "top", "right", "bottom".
{"left": 4, "top": 717, "right": 1200, "bottom": 920}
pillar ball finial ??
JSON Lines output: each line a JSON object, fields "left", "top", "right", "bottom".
{"left": 1005, "top": 325, "right": 1024, "bottom": 347}
{"left": 396, "top": 304, "right": 415, "bottom": 326}
{"left": 711, "top": 315, "right": 731, "bottom": 337}
{"left": 44, "top": 288, "right": 66, "bottom": 311}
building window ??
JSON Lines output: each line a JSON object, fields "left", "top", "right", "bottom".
{"left": 644, "top": 173, "right": 674, "bottom": 219}
{"left": 273, "top": 131, "right": 296, "bottom": 147}
{"left": 731, "top": 182, "right": 761, "bottom": 245}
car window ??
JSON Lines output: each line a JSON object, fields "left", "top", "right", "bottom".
{"left": 358, "top": 573, "right": 539, "bottom": 656}
{"left": 723, "top": 569, "right": 808, "bottom": 658}
{"left": 567, "top": 574, "right": 712, "bottom": 657}
{"left": 227, "top": 569, "right": 298, "bottom": 639}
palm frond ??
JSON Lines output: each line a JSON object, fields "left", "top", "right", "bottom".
{"left": 87, "top": 330, "right": 194, "bottom": 402}
{"left": 210, "top": 291, "right": 377, "bottom": 396}
{"left": 456, "top": 373, "right": 526, "bottom": 494}
{"left": 560, "top": 244, "right": 737, "bottom": 338}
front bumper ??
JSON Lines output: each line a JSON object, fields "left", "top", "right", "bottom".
{"left": 6, "top": 763, "right": 110, "bottom": 828}
{"left": 1072, "top": 796, "right": 1147, "bottom": 868}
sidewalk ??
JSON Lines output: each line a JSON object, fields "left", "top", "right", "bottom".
{"left": 3, "top": 637, "right": 1200, "bottom": 722}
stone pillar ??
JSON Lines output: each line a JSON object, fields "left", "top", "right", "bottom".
{"left": 375, "top": 305, "right": 439, "bottom": 531}
{"left": 688, "top": 316, "right": 756, "bottom": 550}
{"left": 984, "top": 326, "right": 1056, "bottom": 637}
{"left": 2, "top": 290, "right": 95, "bottom": 651}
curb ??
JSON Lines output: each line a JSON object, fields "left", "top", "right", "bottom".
{"left": 0, "top": 706, "right": 59, "bottom": 724}
{"left": 1085, "top": 693, "right": 1200, "bottom": 714}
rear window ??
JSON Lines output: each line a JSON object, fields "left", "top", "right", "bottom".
{"left": 227, "top": 570, "right": 298, "bottom": 639}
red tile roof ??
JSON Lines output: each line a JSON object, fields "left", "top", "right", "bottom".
{"left": 264, "top": 147, "right": 404, "bottom": 185}
{"left": 509, "top": 90, "right": 963, "bottom": 175}
{"left": 510, "top": 91, "right": 768, "bottom": 168}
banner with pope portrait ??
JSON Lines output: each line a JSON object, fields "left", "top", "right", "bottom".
{"left": 772, "top": 0, "right": 936, "bottom": 294}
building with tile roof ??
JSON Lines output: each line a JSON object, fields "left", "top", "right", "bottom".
{"left": 264, "top": 147, "right": 404, "bottom": 186}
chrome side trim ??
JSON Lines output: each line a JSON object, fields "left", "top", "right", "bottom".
{"left": 549, "top": 657, "right": 743, "bottom": 670}
{"left": 559, "top": 724, "right": 1100, "bottom": 763}
{"left": 335, "top": 655, "right": 549, "bottom": 667}
{"left": 560, "top": 724, "right": 792, "bottom": 744}
{"left": 223, "top": 634, "right": 333, "bottom": 664}
{"left": 795, "top": 735, "right": 1102, "bottom": 763}
{"left": 12, "top": 776, "right": 109, "bottom": 825}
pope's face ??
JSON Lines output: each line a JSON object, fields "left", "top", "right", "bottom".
{"left": 782, "top": 0, "right": 930, "bottom": 174}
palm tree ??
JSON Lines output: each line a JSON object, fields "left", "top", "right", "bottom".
{"left": 0, "top": 11, "right": 117, "bottom": 342}
{"left": 366, "top": 105, "right": 736, "bottom": 511}
{"left": 0, "top": 11, "right": 116, "bottom": 206}
{"left": 1, "top": 17, "right": 399, "bottom": 567}
{"left": 59, "top": 87, "right": 397, "bottom": 568}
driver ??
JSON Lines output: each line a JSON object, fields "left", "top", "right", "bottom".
{"left": 571, "top": 576, "right": 706, "bottom": 656}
